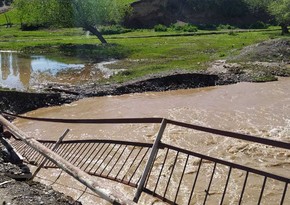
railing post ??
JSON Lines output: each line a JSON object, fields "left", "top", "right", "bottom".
{"left": 133, "top": 118, "right": 167, "bottom": 203}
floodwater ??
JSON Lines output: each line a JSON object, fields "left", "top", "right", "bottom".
{"left": 14, "top": 78, "right": 290, "bottom": 204}
{"left": 0, "top": 51, "right": 118, "bottom": 90}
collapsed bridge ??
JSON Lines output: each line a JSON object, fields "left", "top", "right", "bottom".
{"left": 0, "top": 113, "right": 289, "bottom": 205}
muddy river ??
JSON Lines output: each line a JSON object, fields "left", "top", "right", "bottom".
{"left": 14, "top": 78, "right": 290, "bottom": 204}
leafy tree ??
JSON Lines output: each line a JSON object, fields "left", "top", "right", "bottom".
{"left": 13, "top": 0, "right": 131, "bottom": 43}
{"left": 244, "top": 0, "right": 290, "bottom": 34}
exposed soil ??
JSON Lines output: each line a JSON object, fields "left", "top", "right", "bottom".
{"left": 0, "top": 139, "right": 82, "bottom": 205}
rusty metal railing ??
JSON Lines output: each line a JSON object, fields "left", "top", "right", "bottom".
{"left": 1, "top": 112, "right": 290, "bottom": 204}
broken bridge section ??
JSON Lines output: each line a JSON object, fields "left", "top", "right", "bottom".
{"left": 2, "top": 113, "right": 290, "bottom": 205}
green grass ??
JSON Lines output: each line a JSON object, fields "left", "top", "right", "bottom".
{"left": 0, "top": 26, "right": 287, "bottom": 83}
{"left": 0, "top": 9, "right": 20, "bottom": 25}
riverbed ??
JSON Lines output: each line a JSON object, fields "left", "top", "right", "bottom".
{"left": 14, "top": 78, "right": 290, "bottom": 204}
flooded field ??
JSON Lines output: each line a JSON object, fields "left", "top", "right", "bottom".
{"left": 0, "top": 51, "right": 118, "bottom": 90}
{"left": 14, "top": 78, "right": 290, "bottom": 204}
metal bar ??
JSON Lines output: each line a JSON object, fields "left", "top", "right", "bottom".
{"left": 167, "top": 119, "right": 290, "bottom": 150}
{"left": 280, "top": 183, "right": 288, "bottom": 205}
{"left": 174, "top": 154, "right": 189, "bottom": 204}
{"left": 203, "top": 162, "right": 217, "bottom": 205}
{"left": 163, "top": 143, "right": 290, "bottom": 183}
{"left": 122, "top": 147, "right": 143, "bottom": 182}
{"left": 83, "top": 143, "right": 105, "bottom": 172}
{"left": 100, "top": 145, "right": 122, "bottom": 175}
{"left": 257, "top": 176, "right": 267, "bottom": 205}
{"left": 79, "top": 143, "right": 101, "bottom": 170}
{"left": 47, "top": 143, "right": 76, "bottom": 167}
{"left": 188, "top": 159, "right": 203, "bottom": 205}
{"left": 34, "top": 142, "right": 54, "bottom": 164}
{"left": 107, "top": 145, "right": 127, "bottom": 177}
{"left": 153, "top": 148, "right": 169, "bottom": 195}
{"left": 134, "top": 119, "right": 167, "bottom": 203}
{"left": 74, "top": 142, "right": 92, "bottom": 167}
{"left": 66, "top": 143, "right": 84, "bottom": 163}
{"left": 3, "top": 112, "right": 162, "bottom": 124}
{"left": 115, "top": 146, "right": 135, "bottom": 180}
{"left": 88, "top": 144, "right": 111, "bottom": 173}
{"left": 56, "top": 143, "right": 70, "bottom": 157}
{"left": 37, "top": 139, "right": 153, "bottom": 148}
{"left": 128, "top": 148, "right": 150, "bottom": 184}
{"left": 31, "top": 129, "right": 70, "bottom": 179}
{"left": 239, "top": 171, "right": 249, "bottom": 205}
{"left": 163, "top": 151, "right": 179, "bottom": 200}
{"left": 220, "top": 167, "right": 232, "bottom": 205}
{"left": 94, "top": 144, "right": 116, "bottom": 174}
{"left": 70, "top": 142, "right": 88, "bottom": 165}
{"left": 0, "top": 115, "right": 135, "bottom": 205}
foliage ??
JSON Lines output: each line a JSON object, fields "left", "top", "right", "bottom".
{"left": 217, "top": 24, "right": 237, "bottom": 30}
{"left": 154, "top": 24, "right": 168, "bottom": 32}
{"left": 170, "top": 23, "right": 198, "bottom": 32}
{"left": 268, "top": 0, "right": 290, "bottom": 25}
{"left": 249, "top": 21, "right": 269, "bottom": 29}
{"left": 244, "top": 0, "right": 290, "bottom": 33}
{"left": 12, "top": 0, "right": 132, "bottom": 42}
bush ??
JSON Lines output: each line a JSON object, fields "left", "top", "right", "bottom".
{"left": 170, "top": 23, "right": 198, "bottom": 32}
{"left": 217, "top": 24, "right": 236, "bottom": 30}
{"left": 249, "top": 21, "right": 269, "bottom": 29}
{"left": 154, "top": 24, "right": 168, "bottom": 32}
{"left": 99, "top": 25, "right": 131, "bottom": 35}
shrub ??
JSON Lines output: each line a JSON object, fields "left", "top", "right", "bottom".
{"left": 170, "top": 23, "right": 198, "bottom": 32}
{"left": 217, "top": 24, "right": 236, "bottom": 30}
{"left": 154, "top": 24, "right": 168, "bottom": 32}
{"left": 249, "top": 21, "right": 269, "bottom": 29}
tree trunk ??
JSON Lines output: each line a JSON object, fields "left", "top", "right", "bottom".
{"left": 281, "top": 24, "right": 289, "bottom": 35}
{"left": 84, "top": 25, "right": 107, "bottom": 44}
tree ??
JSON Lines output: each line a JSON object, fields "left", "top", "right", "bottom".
{"left": 244, "top": 0, "right": 290, "bottom": 34}
{"left": 13, "top": 0, "right": 130, "bottom": 43}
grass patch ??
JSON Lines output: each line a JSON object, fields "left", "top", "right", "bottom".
{"left": 0, "top": 26, "right": 287, "bottom": 83}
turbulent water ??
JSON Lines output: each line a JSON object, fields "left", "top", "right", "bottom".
{"left": 14, "top": 78, "right": 290, "bottom": 204}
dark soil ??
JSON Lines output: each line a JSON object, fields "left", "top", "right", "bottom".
{"left": 0, "top": 140, "right": 81, "bottom": 205}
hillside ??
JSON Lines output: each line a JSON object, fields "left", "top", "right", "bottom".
{"left": 124, "top": 0, "right": 271, "bottom": 28}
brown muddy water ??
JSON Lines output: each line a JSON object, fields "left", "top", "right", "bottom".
{"left": 0, "top": 51, "right": 119, "bottom": 90}
{"left": 14, "top": 78, "right": 290, "bottom": 204}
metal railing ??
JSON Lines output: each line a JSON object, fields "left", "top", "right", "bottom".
{"left": 1, "top": 113, "right": 290, "bottom": 204}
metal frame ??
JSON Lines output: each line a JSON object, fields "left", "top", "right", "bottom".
{"left": 1, "top": 112, "right": 290, "bottom": 204}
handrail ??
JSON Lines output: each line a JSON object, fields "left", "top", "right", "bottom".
{"left": 4, "top": 112, "right": 290, "bottom": 150}
{"left": 0, "top": 114, "right": 135, "bottom": 205}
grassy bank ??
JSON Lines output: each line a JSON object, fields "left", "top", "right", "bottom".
{"left": 0, "top": 26, "right": 287, "bottom": 83}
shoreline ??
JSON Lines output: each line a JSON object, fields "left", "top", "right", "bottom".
{"left": 1, "top": 60, "right": 289, "bottom": 115}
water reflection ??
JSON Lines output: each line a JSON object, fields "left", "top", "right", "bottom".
{"left": 0, "top": 51, "right": 118, "bottom": 91}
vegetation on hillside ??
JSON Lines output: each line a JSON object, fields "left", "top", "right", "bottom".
{"left": 12, "top": 0, "right": 132, "bottom": 43}
{"left": 244, "top": 0, "right": 290, "bottom": 34}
